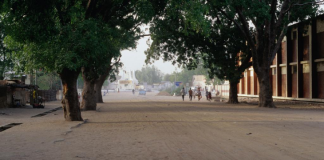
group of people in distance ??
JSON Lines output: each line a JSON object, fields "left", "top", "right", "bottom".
{"left": 180, "top": 87, "right": 212, "bottom": 102}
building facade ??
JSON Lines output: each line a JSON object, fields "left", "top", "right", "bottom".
{"left": 237, "top": 15, "right": 324, "bottom": 101}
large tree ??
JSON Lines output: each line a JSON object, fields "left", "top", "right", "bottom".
{"left": 200, "top": 19, "right": 252, "bottom": 103}
{"left": 79, "top": 0, "right": 166, "bottom": 110}
{"left": 1, "top": 0, "right": 167, "bottom": 120}
{"left": 208, "top": 0, "right": 320, "bottom": 107}
{"left": 2, "top": 1, "right": 113, "bottom": 120}
{"left": 95, "top": 56, "right": 122, "bottom": 103}
{"left": 145, "top": 0, "right": 252, "bottom": 103}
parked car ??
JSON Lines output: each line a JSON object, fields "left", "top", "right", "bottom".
{"left": 139, "top": 89, "right": 146, "bottom": 95}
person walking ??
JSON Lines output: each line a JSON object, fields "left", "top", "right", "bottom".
{"left": 188, "top": 88, "right": 193, "bottom": 101}
{"left": 197, "top": 87, "right": 202, "bottom": 101}
{"left": 205, "top": 87, "right": 209, "bottom": 100}
{"left": 208, "top": 91, "right": 212, "bottom": 102}
{"left": 132, "top": 89, "right": 135, "bottom": 95}
{"left": 181, "top": 87, "right": 185, "bottom": 101}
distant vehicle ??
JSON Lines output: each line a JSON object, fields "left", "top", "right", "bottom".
{"left": 139, "top": 89, "right": 146, "bottom": 95}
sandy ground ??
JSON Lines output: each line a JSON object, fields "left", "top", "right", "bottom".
{"left": 1, "top": 91, "right": 324, "bottom": 160}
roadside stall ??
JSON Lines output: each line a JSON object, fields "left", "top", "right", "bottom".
{"left": 0, "top": 80, "right": 44, "bottom": 108}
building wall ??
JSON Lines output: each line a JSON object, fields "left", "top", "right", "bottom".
{"left": 280, "top": 40, "right": 287, "bottom": 97}
{"left": 291, "top": 71, "right": 298, "bottom": 98}
{"left": 271, "top": 68, "right": 276, "bottom": 96}
{"left": 237, "top": 15, "right": 324, "bottom": 101}
{"left": 281, "top": 72, "right": 287, "bottom": 97}
{"left": 249, "top": 69, "right": 255, "bottom": 95}
{"left": 315, "top": 18, "right": 324, "bottom": 98}
{"left": 317, "top": 70, "right": 324, "bottom": 98}
{"left": 302, "top": 72, "right": 310, "bottom": 98}
{"left": 241, "top": 76, "right": 245, "bottom": 94}
{"left": 215, "top": 83, "right": 229, "bottom": 97}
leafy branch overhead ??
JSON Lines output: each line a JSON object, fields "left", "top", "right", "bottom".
{"left": 1, "top": 0, "right": 159, "bottom": 76}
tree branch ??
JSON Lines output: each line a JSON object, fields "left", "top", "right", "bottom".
{"left": 271, "top": 24, "right": 288, "bottom": 62}
{"left": 270, "top": 0, "right": 277, "bottom": 26}
{"left": 294, "top": 0, "right": 324, "bottom": 6}
{"left": 85, "top": 0, "right": 98, "bottom": 19}
{"left": 132, "top": 22, "right": 143, "bottom": 32}
{"left": 136, "top": 34, "right": 151, "bottom": 38}
{"left": 235, "top": 7, "right": 256, "bottom": 53}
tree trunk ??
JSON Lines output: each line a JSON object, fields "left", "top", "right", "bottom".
{"left": 252, "top": 32, "right": 276, "bottom": 108}
{"left": 95, "top": 65, "right": 113, "bottom": 103}
{"left": 59, "top": 68, "right": 83, "bottom": 121}
{"left": 228, "top": 80, "right": 239, "bottom": 104}
{"left": 95, "top": 79, "right": 105, "bottom": 103}
{"left": 255, "top": 66, "right": 276, "bottom": 108}
{"left": 81, "top": 68, "right": 97, "bottom": 110}
{"left": 0, "top": 68, "right": 4, "bottom": 80}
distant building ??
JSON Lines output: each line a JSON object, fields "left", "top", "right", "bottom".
{"left": 116, "top": 70, "right": 139, "bottom": 90}
{"left": 107, "top": 76, "right": 121, "bottom": 90}
{"left": 153, "top": 83, "right": 161, "bottom": 90}
{"left": 160, "top": 81, "right": 172, "bottom": 89}
{"left": 142, "top": 82, "right": 152, "bottom": 90}
{"left": 192, "top": 75, "right": 206, "bottom": 89}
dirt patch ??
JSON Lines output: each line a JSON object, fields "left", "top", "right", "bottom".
{"left": 156, "top": 91, "right": 171, "bottom": 96}
{"left": 2, "top": 93, "right": 324, "bottom": 159}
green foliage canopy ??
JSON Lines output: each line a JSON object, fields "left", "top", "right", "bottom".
{"left": 135, "top": 65, "right": 163, "bottom": 84}
{"left": 0, "top": 17, "right": 14, "bottom": 80}
{"left": 207, "top": 0, "right": 320, "bottom": 71}
{"left": 1, "top": 0, "right": 159, "bottom": 79}
{"left": 145, "top": 0, "right": 251, "bottom": 85}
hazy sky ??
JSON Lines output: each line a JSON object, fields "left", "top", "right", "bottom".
{"left": 120, "top": 32, "right": 177, "bottom": 74}
{"left": 120, "top": 25, "right": 177, "bottom": 74}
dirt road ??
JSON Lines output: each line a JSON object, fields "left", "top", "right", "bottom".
{"left": 1, "top": 91, "right": 324, "bottom": 160}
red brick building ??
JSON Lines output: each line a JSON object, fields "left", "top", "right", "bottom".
{"left": 237, "top": 15, "right": 324, "bottom": 101}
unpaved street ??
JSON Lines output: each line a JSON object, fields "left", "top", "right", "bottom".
{"left": 1, "top": 91, "right": 324, "bottom": 160}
